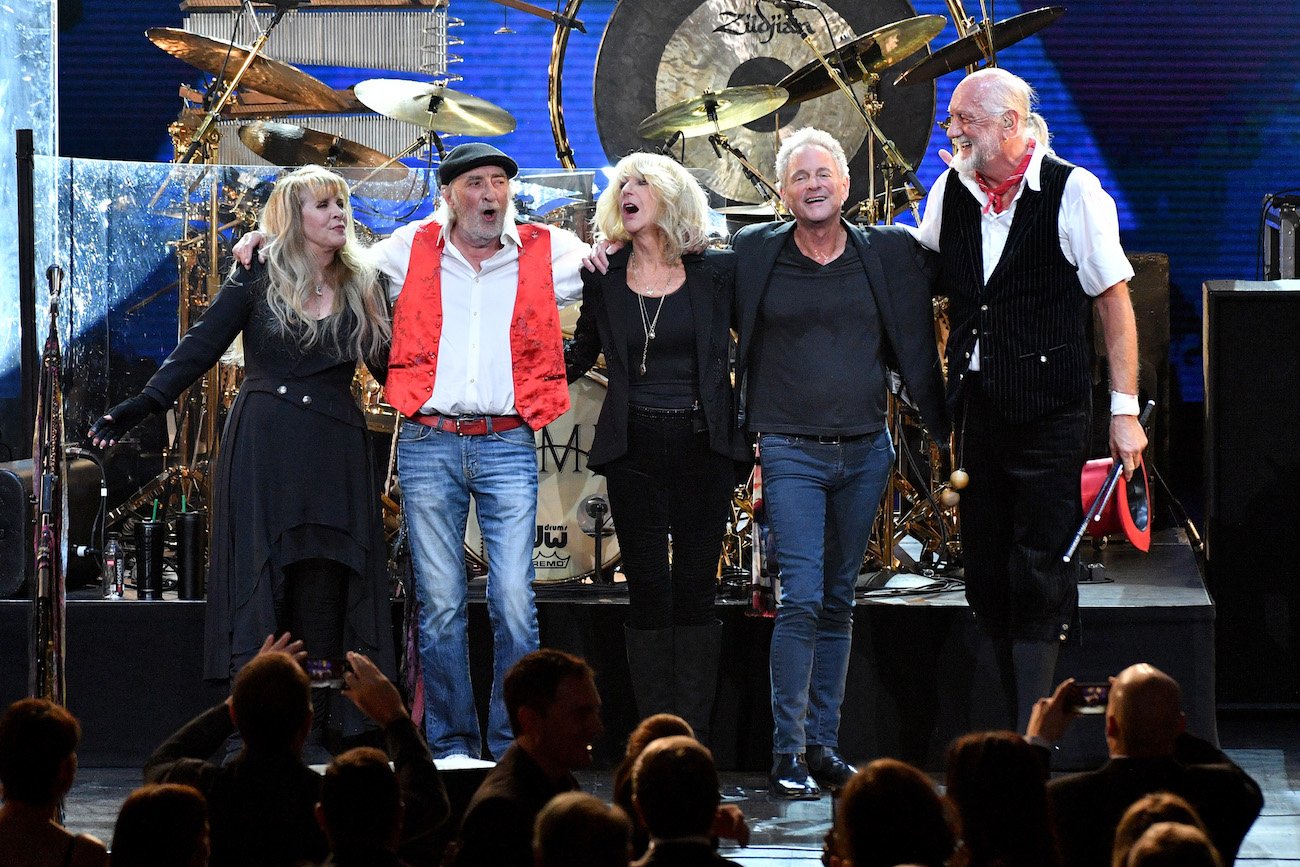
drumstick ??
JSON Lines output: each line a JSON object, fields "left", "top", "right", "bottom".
{"left": 1061, "top": 400, "right": 1155, "bottom": 562}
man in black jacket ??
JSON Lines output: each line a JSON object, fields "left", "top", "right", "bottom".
{"left": 145, "top": 634, "right": 448, "bottom": 867}
{"left": 451, "top": 649, "right": 604, "bottom": 867}
{"left": 1029, "top": 664, "right": 1263, "bottom": 867}
{"left": 631, "top": 736, "right": 740, "bottom": 867}
{"left": 731, "top": 127, "right": 948, "bottom": 800}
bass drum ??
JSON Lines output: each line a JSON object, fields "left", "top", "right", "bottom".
{"left": 593, "top": 0, "right": 935, "bottom": 206}
{"left": 465, "top": 370, "right": 620, "bottom": 584}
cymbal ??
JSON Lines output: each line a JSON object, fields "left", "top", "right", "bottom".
{"left": 238, "top": 121, "right": 394, "bottom": 169}
{"left": 146, "top": 27, "right": 348, "bottom": 112}
{"left": 637, "top": 85, "right": 789, "bottom": 140}
{"left": 352, "top": 79, "right": 516, "bottom": 136}
{"left": 893, "top": 7, "right": 1065, "bottom": 87}
{"left": 779, "top": 15, "right": 946, "bottom": 105}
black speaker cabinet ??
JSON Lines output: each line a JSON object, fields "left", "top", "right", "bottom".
{"left": 1203, "top": 279, "right": 1300, "bottom": 705}
{"left": 0, "top": 458, "right": 102, "bottom": 597}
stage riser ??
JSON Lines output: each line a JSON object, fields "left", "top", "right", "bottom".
{"left": 1, "top": 592, "right": 1214, "bottom": 772}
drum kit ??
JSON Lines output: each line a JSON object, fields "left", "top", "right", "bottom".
{"left": 134, "top": 0, "right": 1065, "bottom": 590}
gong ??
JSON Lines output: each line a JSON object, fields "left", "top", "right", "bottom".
{"left": 594, "top": 0, "right": 937, "bottom": 205}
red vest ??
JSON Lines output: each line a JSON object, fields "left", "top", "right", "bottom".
{"left": 386, "top": 221, "right": 570, "bottom": 429}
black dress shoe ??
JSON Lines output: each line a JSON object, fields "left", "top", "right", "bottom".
{"left": 805, "top": 745, "right": 856, "bottom": 789}
{"left": 769, "top": 753, "right": 822, "bottom": 800}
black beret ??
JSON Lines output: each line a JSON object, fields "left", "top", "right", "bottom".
{"left": 437, "top": 142, "right": 519, "bottom": 187}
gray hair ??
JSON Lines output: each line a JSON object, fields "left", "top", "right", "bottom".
{"left": 963, "top": 67, "right": 1036, "bottom": 126}
{"left": 775, "top": 127, "right": 851, "bottom": 189}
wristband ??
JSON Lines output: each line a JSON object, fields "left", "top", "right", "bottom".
{"left": 1110, "top": 391, "right": 1140, "bottom": 416}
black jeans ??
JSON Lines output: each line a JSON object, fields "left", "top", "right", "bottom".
{"left": 604, "top": 406, "right": 735, "bottom": 630}
{"left": 958, "top": 384, "right": 1090, "bottom": 642}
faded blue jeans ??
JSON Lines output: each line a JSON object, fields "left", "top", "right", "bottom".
{"left": 397, "top": 419, "right": 541, "bottom": 759}
{"left": 759, "top": 429, "right": 894, "bottom": 755}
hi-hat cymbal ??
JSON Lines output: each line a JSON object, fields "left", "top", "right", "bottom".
{"left": 893, "top": 7, "right": 1065, "bottom": 87}
{"left": 779, "top": 15, "right": 946, "bottom": 105}
{"left": 637, "top": 85, "right": 789, "bottom": 140}
{"left": 352, "top": 79, "right": 516, "bottom": 136}
{"left": 238, "top": 121, "right": 394, "bottom": 169}
{"left": 146, "top": 27, "right": 348, "bottom": 111}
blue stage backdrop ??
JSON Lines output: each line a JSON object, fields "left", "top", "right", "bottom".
{"left": 56, "top": 0, "right": 1300, "bottom": 402}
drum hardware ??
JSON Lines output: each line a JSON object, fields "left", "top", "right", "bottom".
{"left": 766, "top": 4, "right": 933, "bottom": 224}
{"left": 546, "top": 0, "right": 585, "bottom": 168}
{"left": 776, "top": 15, "right": 946, "bottom": 105}
{"left": 637, "top": 87, "right": 790, "bottom": 210}
{"left": 577, "top": 495, "right": 615, "bottom": 584}
{"left": 893, "top": 6, "right": 1066, "bottom": 87}
{"left": 489, "top": 0, "right": 586, "bottom": 33}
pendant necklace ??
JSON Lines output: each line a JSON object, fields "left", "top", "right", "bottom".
{"left": 637, "top": 292, "right": 667, "bottom": 376}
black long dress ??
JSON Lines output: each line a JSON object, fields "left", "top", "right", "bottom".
{"left": 140, "top": 261, "right": 394, "bottom": 687}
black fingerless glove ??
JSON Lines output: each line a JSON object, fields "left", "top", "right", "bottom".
{"left": 89, "top": 394, "right": 163, "bottom": 443}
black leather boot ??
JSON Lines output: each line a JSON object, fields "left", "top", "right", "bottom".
{"left": 624, "top": 625, "right": 676, "bottom": 719}
{"left": 805, "top": 745, "right": 857, "bottom": 789}
{"left": 674, "top": 620, "right": 722, "bottom": 747}
{"left": 769, "top": 753, "right": 821, "bottom": 800}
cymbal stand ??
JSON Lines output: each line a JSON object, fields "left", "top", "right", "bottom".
{"left": 701, "top": 98, "right": 783, "bottom": 210}
{"left": 355, "top": 132, "right": 445, "bottom": 188}
{"left": 944, "top": 0, "right": 1002, "bottom": 69}
{"left": 780, "top": 8, "right": 927, "bottom": 217}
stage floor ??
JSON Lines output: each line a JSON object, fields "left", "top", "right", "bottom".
{"left": 2, "top": 530, "right": 1212, "bottom": 772}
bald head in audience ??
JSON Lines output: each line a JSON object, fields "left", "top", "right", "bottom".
{"left": 1106, "top": 664, "right": 1186, "bottom": 758}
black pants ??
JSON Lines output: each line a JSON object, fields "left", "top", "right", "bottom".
{"left": 958, "top": 383, "right": 1090, "bottom": 642}
{"left": 604, "top": 406, "right": 735, "bottom": 630}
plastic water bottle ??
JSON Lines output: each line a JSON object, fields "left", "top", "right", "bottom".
{"left": 103, "top": 534, "right": 125, "bottom": 599}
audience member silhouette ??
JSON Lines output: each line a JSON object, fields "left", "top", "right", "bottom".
{"left": 146, "top": 634, "right": 446, "bottom": 867}
{"left": 1111, "top": 792, "right": 1211, "bottom": 867}
{"left": 631, "top": 735, "right": 740, "bottom": 867}
{"left": 946, "top": 730, "right": 1060, "bottom": 867}
{"left": 110, "top": 783, "right": 209, "bottom": 867}
{"left": 451, "top": 649, "right": 603, "bottom": 867}
{"left": 1125, "top": 822, "right": 1223, "bottom": 867}
{"left": 532, "top": 791, "right": 631, "bottom": 867}
{"left": 828, "top": 758, "right": 956, "bottom": 867}
{"left": 0, "top": 698, "right": 108, "bottom": 867}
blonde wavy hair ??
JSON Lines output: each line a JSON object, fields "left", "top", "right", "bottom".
{"left": 593, "top": 153, "right": 713, "bottom": 260}
{"left": 255, "top": 166, "right": 389, "bottom": 360}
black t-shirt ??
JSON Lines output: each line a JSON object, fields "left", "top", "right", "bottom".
{"left": 624, "top": 283, "right": 698, "bottom": 409}
{"left": 747, "top": 234, "right": 887, "bottom": 436}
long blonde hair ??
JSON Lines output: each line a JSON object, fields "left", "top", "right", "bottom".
{"left": 593, "top": 153, "right": 713, "bottom": 260}
{"left": 256, "top": 166, "right": 389, "bottom": 360}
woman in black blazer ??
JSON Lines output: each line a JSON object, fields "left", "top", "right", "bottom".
{"left": 566, "top": 153, "right": 745, "bottom": 744}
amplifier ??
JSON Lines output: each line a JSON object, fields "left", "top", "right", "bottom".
{"left": 0, "top": 458, "right": 104, "bottom": 597}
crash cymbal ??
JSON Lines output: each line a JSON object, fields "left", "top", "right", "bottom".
{"left": 238, "top": 121, "right": 393, "bottom": 169}
{"left": 893, "top": 7, "right": 1065, "bottom": 87}
{"left": 637, "top": 85, "right": 789, "bottom": 140}
{"left": 146, "top": 27, "right": 348, "bottom": 112}
{"left": 779, "top": 15, "right": 946, "bottom": 105}
{"left": 352, "top": 79, "right": 516, "bottom": 136}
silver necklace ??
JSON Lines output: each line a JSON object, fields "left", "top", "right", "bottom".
{"left": 637, "top": 292, "right": 667, "bottom": 376}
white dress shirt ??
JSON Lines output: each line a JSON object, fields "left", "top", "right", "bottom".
{"left": 370, "top": 215, "right": 589, "bottom": 417}
{"left": 910, "top": 143, "right": 1134, "bottom": 371}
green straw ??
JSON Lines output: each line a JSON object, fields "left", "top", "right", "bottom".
{"left": 181, "top": 494, "right": 187, "bottom": 514}
{"left": 151, "top": 499, "right": 159, "bottom": 522}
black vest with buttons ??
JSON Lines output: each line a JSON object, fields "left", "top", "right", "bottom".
{"left": 939, "top": 153, "right": 1093, "bottom": 424}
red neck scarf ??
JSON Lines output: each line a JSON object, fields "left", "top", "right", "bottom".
{"left": 975, "top": 142, "right": 1035, "bottom": 215}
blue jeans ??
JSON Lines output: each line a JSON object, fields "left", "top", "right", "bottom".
{"left": 397, "top": 419, "right": 541, "bottom": 759}
{"left": 760, "top": 429, "right": 894, "bottom": 754}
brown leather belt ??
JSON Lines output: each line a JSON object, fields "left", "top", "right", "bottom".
{"left": 411, "top": 413, "right": 527, "bottom": 436}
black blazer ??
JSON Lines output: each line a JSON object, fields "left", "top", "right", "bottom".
{"left": 731, "top": 220, "right": 949, "bottom": 441}
{"left": 565, "top": 247, "right": 749, "bottom": 472}
{"left": 1046, "top": 736, "right": 1264, "bottom": 867}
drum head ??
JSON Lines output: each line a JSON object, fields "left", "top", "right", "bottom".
{"left": 465, "top": 372, "right": 620, "bottom": 584}
{"left": 594, "top": 0, "right": 936, "bottom": 205}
